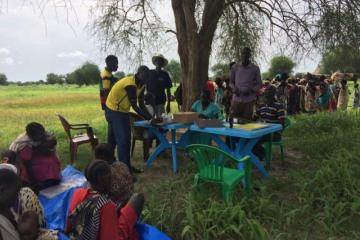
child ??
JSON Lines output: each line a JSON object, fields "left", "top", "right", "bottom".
{"left": 253, "top": 85, "right": 286, "bottom": 160}
{"left": 66, "top": 160, "right": 144, "bottom": 239}
{"left": 94, "top": 144, "right": 134, "bottom": 206}
{"left": 353, "top": 83, "right": 360, "bottom": 109}
{"left": 1, "top": 150, "right": 17, "bottom": 165}
{"left": 337, "top": 79, "right": 350, "bottom": 110}
{"left": 18, "top": 211, "right": 58, "bottom": 240}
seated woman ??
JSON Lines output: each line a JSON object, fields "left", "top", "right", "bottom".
{"left": 66, "top": 160, "right": 144, "bottom": 240}
{"left": 94, "top": 143, "right": 134, "bottom": 206}
{"left": 0, "top": 168, "right": 57, "bottom": 240}
{"left": 9, "top": 122, "right": 61, "bottom": 193}
{"left": 190, "top": 90, "right": 220, "bottom": 145}
{"left": 0, "top": 163, "right": 46, "bottom": 228}
{"left": 0, "top": 168, "right": 22, "bottom": 240}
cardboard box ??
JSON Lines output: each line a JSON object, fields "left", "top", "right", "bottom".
{"left": 195, "top": 119, "right": 224, "bottom": 128}
{"left": 173, "top": 112, "right": 199, "bottom": 124}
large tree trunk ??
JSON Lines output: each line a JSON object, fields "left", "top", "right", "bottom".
{"left": 172, "top": 0, "right": 225, "bottom": 111}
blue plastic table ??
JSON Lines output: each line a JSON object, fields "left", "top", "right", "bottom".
{"left": 189, "top": 124, "right": 282, "bottom": 177}
{"left": 133, "top": 121, "right": 191, "bottom": 173}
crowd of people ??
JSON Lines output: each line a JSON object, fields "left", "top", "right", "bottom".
{"left": 201, "top": 53, "right": 359, "bottom": 123}
{"left": 1, "top": 47, "right": 358, "bottom": 239}
{"left": 0, "top": 121, "right": 144, "bottom": 239}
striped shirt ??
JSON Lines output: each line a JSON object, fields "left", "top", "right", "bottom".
{"left": 255, "top": 102, "right": 285, "bottom": 124}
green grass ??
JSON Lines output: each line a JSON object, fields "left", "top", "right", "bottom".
{"left": 1, "top": 85, "right": 360, "bottom": 239}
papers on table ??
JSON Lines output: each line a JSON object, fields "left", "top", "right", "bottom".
{"left": 232, "top": 123, "right": 270, "bottom": 131}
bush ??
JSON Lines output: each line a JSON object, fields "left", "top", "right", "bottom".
{"left": 268, "top": 56, "right": 296, "bottom": 78}
{"left": 0, "top": 73, "right": 8, "bottom": 85}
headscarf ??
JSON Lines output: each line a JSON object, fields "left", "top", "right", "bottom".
{"left": 0, "top": 163, "right": 18, "bottom": 175}
{"left": 9, "top": 132, "right": 56, "bottom": 153}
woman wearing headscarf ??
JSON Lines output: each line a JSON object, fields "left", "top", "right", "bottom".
{"left": 0, "top": 163, "right": 46, "bottom": 228}
{"left": 10, "top": 122, "right": 61, "bottom": 193}
{"left": 190, "top": 90, "right": 220, "bottom": 145}
{"left": 66, "top": 160, "right": 144, "bottom": 240}
{"left": 0, "top": 167, "right": 22, "bottom": 240}
{"left": 0, "top": 165, "right": 58, "bottom": 240}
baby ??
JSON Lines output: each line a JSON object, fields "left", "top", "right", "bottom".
{"left": 18, "top": 211, "right": 40, "bottom": 240}
{"left": 18, "top": 211, "right": 58, "bottom": 240}
{"left": 1, "top": 150, "right": 17, "bottom": 165}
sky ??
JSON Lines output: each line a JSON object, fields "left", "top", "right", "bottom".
{"left": 0, "top": 0, "right": 320, "bottom": 82}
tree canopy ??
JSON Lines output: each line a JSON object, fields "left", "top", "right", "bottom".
{"left": 46, "top": 73, "right": 65, "bottom": 85}
{"left": 320, "top": 46, "right": 360, "bottom": 74}
{"left": 38, "top": 0, "right": 360, "bottom": 109}
{"left": 268, "top": 56, "right": 296, "bottom": 78}
{"left": 0, "top": 73, "right": 7, "bottom": 85}
{"left": 66, "top": 62, "right": 100, "bottom": 86}
{"left": 164, "top": 60, "right": 181, "bottom": 85}
{"left": 211, "top": 63, "right": 229, "bottom": 78}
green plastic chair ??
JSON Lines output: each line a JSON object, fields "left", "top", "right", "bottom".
{"left": 186, "top": 144, "right": 252, "bottom": 203}
{"left": 264, "top": 117, "right": 291, "bottom": 168}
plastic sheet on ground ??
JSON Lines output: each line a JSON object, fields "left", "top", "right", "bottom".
{"left": 39, "top": 165, "right": 171, "bottom": 239}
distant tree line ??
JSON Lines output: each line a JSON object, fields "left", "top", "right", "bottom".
{"left": 1, "top": 59, "right": 182, "bottom": 86}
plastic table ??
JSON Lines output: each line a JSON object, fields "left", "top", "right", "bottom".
{"left": 189, "top": 124, "right": 283, "bottom": 177}
{"left": 133, "top": 121, "right": 191, "bottom": 173}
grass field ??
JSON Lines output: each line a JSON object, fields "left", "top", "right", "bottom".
{"left": 1, "top": 84, "right": 360, "bottom": 239}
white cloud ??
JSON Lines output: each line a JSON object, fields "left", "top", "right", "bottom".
{"left": 1, "top": 57, "right": 15, "bottom": 65}
{"left": 57, "top": 50, "right": 86, "bottom": 58}
{"left": 0, "top": 48, "right": 10, "bottom": 54}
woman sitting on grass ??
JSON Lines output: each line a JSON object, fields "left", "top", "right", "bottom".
{"left": 0, "top": 167, "right": 58, "bottom": 240}
{"left": 0, "top": 162, "right": 46, "bottom": 228}
{"left": 94, "top": 143, "right": 134, "bottom": 206}
{"left": 66, "top": 160, "right": 144, "bottom": 240}
{"left": 9, "top": 122, "right": 61, "bottom": 193}
{"left": 0, "top": 168, "right": 22, "bottom": 240}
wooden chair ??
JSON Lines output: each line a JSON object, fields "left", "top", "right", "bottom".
{"left": 56, "top": 113, "right": 98, "bottom": 164}
{"left": 129, "top": 112, "right": 153, "bottom": 162}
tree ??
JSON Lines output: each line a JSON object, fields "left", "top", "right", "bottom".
{"left": 320, "top": 46, "right": 360, "bottom": 74}
{"left": 215, "top": 3, "right": 263, "bottom": 62}
{"left": 66, "top": 62, "right": 100, "bottom": 86}
{"left": 268, "top": 56, "right": 296, "bottom": 78}
{"left": 46, "top": 73, "right": 65, "bottom": 84}
{"left": 114, "top": 71, "right": 126, "bottom": 80}
{"left": 261, "top": 72, "right": 271, "bottom": 80}
{"left": 211, "top": 63, "right": 229, "bottom": 78}
{"left": 164, "top": 60, "right": 181, "bottom": 86}
{"left": 0, "top": 73, "right": 7, "bottom": 85}
{"left": 47, "top": 0, "right": 360, "bottom": 110}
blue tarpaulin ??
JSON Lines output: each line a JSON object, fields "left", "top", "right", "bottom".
{"left": 38, "top": 165, "right": 171, "bottom": 240}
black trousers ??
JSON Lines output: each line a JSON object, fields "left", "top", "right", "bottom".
{"left": 253, "top": 133, "right": 282, "bottom": 161}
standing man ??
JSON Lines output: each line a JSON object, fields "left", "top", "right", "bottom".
{"left": 100, "top": 55, "right": 119, "bottom": 110}
{"left": 230, "top": 47, "right": 262, "bottom": 120}
{"left": 106, "top": 66, "right": 152, "bottom": 173}
{"left": 147, "top": 54, "right": 173, "bottom": 118}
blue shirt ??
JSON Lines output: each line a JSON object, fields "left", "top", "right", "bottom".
{"left": 191, "top": 100, "right": 220, "bottom": 118}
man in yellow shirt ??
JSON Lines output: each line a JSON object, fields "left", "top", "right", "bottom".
{"left": 106, "top": 66, "right": 152, "bottom": 173}
{"left": 100, "top": 55, "right": 118, "bottom": 110}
